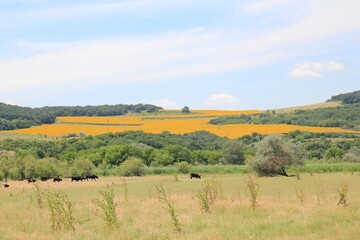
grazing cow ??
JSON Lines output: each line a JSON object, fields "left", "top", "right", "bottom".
{"left": 71, "top": 176, "right": 85, "bottom": 182}
{"left": 53, "top": 177, "right": 62, "bottom": 182}
{"left": 190, "top": 173, "right": 201, "bottom": 179}
{"left": 3, "top": 184, "right": 9, "bottom": 188}
{"left": 27, "top": 178, "right": 36, "bottom": 183}
{"left": 40, "top": 177, "right": 50, "bottom": 181}
{"left": 86, "top": 174, "right": 99, "bottom": 181}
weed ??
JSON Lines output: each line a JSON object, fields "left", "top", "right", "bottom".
{"left": 295, "top": 187, "right": 304, "bottom": 206}
{"left": 93, "top": 189, "right": 118, "bottom": 227}
{"left": 33, "top": 182, "right": 44, "bottom": 208}
{"left": 154, "top": 183, "right": 181, "bottom": 232}
{"left": 337, "top": 182, "right": 348, "bottom": 206}
{"left": 196, "top": 184, "right": 210, "bottom": 213}
{"left": 45, "top": 190, "right": 75, "bottom": 230}
{"left": 121, "top": 178, "right": 128, "bottom": 203}
{"left": 245, "top": 175, "right": 259, "bottom": 209}
{"left": 174, "top": 172, "right": 179, "bottom": 182}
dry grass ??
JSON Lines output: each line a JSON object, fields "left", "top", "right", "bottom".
{"left": 0, "top": 173, "right": 359, "bottom": 239}
{"left": 271, "top": 101, "right": 342, "bottom": 113}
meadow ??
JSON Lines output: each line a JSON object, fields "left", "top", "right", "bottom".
{"left": 6, "top": 109, "right": 358, "bottom": 138}
{"left": 0, "top": 173, "right": 359, "bottom": 240}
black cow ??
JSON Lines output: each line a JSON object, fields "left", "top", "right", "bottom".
{"left": 86, "top": 174, "right": 99, "bottom": 181}
{"left": 3, "top": 184, "right": 9, "bottom": 188}
{"left": 40, "top": 177, "right": 50, "bottom": 181}
{"left": 27, "top": 178, "right": 36, "bottom": 183}
{"left": 71, "top": 176, "right": 85, "bottom": 182}
{"left": 190, "top": 173, "right": 201, "bottom": 179}
{"left": 53, "top": 177, "right": 62, "bottom": 182}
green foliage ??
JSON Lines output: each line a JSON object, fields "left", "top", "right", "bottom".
{"left": 175, "top": 161, "right": 192, "bottom": 174}
{"left": 93, "top": 189, "right": 118, "bottom": 226}
{"left": 69, "top": 158, "right": 95, "bottom": 177}
{"left": 250, "top": 135, "right": 303, "bottom": 177}
{"left": 328, "top": 90, "right": 360, "bottom": 104}
{"left": 120, "top": 157, "right": 144, "bottom": 176}
{"left": 45, "top": 189, "right": 75, "bottom": 230}
{"left": 181, "top": 106, "right": 190, "bottom": 113}
{"left": 0, "top": 103, "right": 162, "bottom": 130}
{"left": 209, "top": 103, "right": 360, "bottom": 130}
{"left": 150, "top": 150, "right": 174, "bottom": 166}
{"left": 222, "top": 140, "right": 246, "bottom": 165}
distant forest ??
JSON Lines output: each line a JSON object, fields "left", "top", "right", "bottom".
{"left": 0, "top": 103, "right": 162, "bottom": 130}
{"left": 210, "top": 90, "right": 360, "bottom": 130}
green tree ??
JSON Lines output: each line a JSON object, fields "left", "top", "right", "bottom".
{"left": 120, "top": 157, "right": 144, "bottom": 176}
{"left": 0, "top": 153, "right": 15, "bottom": 181}
{"left": 69, "top": 158, "right": 95, "bottom": 177}
{"left": 222, "top": 140, "right": 246, "bottom": 164}
{"left": 250, "top": 135, "right": 303, "bottom": 176}
{"left": 150, "top": 150, "right": 174, "bottom": 166}
{"left": 181, "top": 106, "right": 190, "bottom": 113}
{"left": 175, "top": 161, "right": 192, "bottom": 174}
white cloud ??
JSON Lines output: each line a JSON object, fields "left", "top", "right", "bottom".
{"left": 0, "top": 1, "right": 359, "bottom": 98}
{"left": 150, "top": 99, "right": 176, "bottom": 109}
{"left": 205, "top": 93, "right": 240, "bottom": 109}
{"left": 288, "top": 61, "right": 345, "bottom": 79}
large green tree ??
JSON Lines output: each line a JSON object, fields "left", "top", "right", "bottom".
{"left": 250, "top": 135, "right": 303, "bottom": 176}
{"left": 222, "top": 140, "right": 246, "bottom": 165}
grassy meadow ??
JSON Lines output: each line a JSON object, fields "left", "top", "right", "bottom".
{"left": 0, "top": 173, "right": 359, "bottom": 240}
{"left": 5, "top": 109, "right": 358, "bottom": 138}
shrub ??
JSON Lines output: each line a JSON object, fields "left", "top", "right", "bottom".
{"left": 120, "top": 157, "right": 144, "bottom": 176}
{"left": 175, "top": 161, "right": 192, "bottom": 174}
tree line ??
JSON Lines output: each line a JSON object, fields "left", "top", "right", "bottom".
{"left": 0, "top": 130, "right": 359, "bottom": 180}
{"left": 0, "top": 103, "right": 162, "bottom": 130}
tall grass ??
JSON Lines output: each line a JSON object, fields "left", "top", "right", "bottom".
{"left": 0, "top": 174, "right": 359, "bottom": 239}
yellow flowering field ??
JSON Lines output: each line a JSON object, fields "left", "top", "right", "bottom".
{"left": 8, "top": 109, "right": 358, "bottom": 138}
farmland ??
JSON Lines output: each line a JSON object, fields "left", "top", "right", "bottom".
{"left": 0, "top": 173, "right": 359, "bottom": 240}
{"left": 5, "top": 109, "right": 358, "bottom": 138}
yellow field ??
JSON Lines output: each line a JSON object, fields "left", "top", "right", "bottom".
{"left": 6, "top": 109, "right": 359, "bottom": 138}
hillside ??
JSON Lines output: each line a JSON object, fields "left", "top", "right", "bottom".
{"left": 210, "top": 90, "right": 360, "bottom": 131}
{"left": 0, "top": 103, "right": 161, "bottom": 131}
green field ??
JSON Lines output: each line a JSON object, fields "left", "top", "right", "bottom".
{"left": 0, "top": 173, "right": 359, "bottom": 240}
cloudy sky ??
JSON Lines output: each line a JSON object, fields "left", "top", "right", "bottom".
{"left": 1, "top": 0, "right": 359, "bottom": 110}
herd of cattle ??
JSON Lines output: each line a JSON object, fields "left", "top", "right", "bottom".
{"left": 2, "top": 173, "right": 201, "bottom": 188}
{"left": 2, "top": 174, "right": 99, "bottom": 188}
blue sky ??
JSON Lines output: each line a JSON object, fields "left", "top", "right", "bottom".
{"left": 1, "top": 0, "right": 360, "bottom": 110}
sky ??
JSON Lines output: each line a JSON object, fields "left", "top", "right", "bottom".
{"left": 1, "top": 0, "right": 360, "bottom": 110}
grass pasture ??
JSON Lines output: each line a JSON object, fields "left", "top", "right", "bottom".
{"left": 0, "top": 173, "right": 359, "bottom": 240}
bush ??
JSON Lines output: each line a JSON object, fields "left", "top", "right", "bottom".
{"left": 175, "top": 162, "right": 192, "bottom": 174}
{"left": 120, "top": 157, "right": 144, "bottom": 176}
